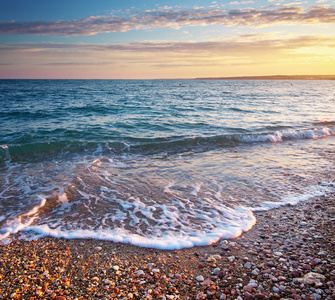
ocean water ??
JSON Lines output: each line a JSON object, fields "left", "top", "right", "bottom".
{"left": 0, "top": 79, "right": 334, "bottom": 249}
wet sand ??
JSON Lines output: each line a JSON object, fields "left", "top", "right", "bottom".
{"left": 1, "top": 193, "right": 334, "bottom": 299}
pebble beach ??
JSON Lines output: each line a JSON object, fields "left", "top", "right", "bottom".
{"left": 1, "top": 192, "right": 334, "bottom": 300}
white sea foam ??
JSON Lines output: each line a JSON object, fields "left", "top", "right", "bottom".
{"left": 23, "top": 205, "right": 256, "bottom": 250}
{"left": 252, "top": 183, "right": 334, "bottom": 212}
{"left": 2, "top": 182, "right": 333, "bottom": 249}
{"left": 241, "top": 127, "right": 335, "bottom": 144}
{"left": 0, "top": 197, "right": 46, "bottom": 242}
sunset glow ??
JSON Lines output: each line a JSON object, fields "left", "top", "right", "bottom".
{"left": 0, "top": 0, "right": 334, "bottom": 79}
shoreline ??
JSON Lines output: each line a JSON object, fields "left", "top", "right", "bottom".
{"left": 1, "top": 193, "right": 334, "bottom": 299}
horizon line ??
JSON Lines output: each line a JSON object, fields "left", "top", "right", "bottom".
{"left": 1, "top": 75, "right": 335, "bottom": 80}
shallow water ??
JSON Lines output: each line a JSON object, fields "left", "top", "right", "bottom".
{"left": 0, "top": 79, "right": 334, "bottom": 248}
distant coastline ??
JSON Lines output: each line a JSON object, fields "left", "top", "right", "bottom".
{"left": 196, "top": 75, "right": 335, "bottom": 80}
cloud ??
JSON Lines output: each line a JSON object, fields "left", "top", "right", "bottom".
{"left": 0, "top": 5, "right": 334, "bottom": 36}
{"left": 1, "top": 35, "right": 334, "bottom": 57}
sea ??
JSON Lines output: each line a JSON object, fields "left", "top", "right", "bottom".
{"left": 0, "top": 79, "right": 334, "bottom": 249}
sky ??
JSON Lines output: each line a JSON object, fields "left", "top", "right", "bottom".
{"left": 0, "top": 0, "right": 334, "bottom": 79}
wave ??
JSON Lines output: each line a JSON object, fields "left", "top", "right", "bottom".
{"left": 1, "top": 125, "right": 334, "bottom": 162}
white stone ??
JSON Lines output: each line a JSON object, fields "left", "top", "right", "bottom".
{"left": 147, "top": 263, "right": 154, "bottom": 269}
{"left": 137, "top": 270, "right": 145, "bottom": 276}
{"left": 196, "top": 275, "right": 204, "bottom": 282}
{"left": 251, "top": 268, "right": 260, "bottom": 276}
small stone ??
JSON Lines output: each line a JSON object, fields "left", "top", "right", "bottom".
{"left": 228, "top": 256, "right": 235, "bottom": 262}
{"left": 243, "top": 285, "right": 253, "bottom": 293}
{"left": 147, "top": 263, "right": 155, "bottom": 269}
{"left": 113, "top": 265, "right": 120, "bottom": 271}
{"left": 273, "top": 252, "right": 283, "bottom": 256}
{"left": 196, "top": 275, "right": 204, "bottom": 282}
{"left": 244, "top": 262, "right": 252, "bottom": 269}
{"left": 137, "top": 270, "right": 145, "bottom": 276}
{"left": 327, "top": 281, "right": 335, "bottom": 288}
{"left": 248, "top": 280, "right": 258, "bottom": 288}
{"left": 212, "top": 268, "right": 220, "bottom": 275}
{"left": 207, "top": 256, "right": 216, "bottom": 262}
{"left": 254, "top": 293, "right": 266, "bottom": 299}
{"left": 94, "top": 246, "right": 102, "bottom": 251}
{"left": 327, "top": 207, "right": 335, "bottom": 214}
{"left": 291, "top": 270, "right": 300, "bottom": 277}
{"left": 252, "top": 268, "right": 260, "bottom": 276}
{"left": 311, "top": 294, "right": 321, "bottom": 300}
{"left": 202, "top": 278, "right": 213, "bottom": 286}
{"left": 294, "top": 272, "right": 326, "bottom": 287}
{"left": 152, "top": 268, "right": 160, "bottom": 273}
{"left": 303, "top": 264, "right": 312, "bottom": 270}
{"left": 273, "top": 286, "right": 280, "bottom": 293}
{"left": 244, "top": 292, "right": 253, "bottom": 300}
{"left": 217, "top": 271, "right": 225, "bottom": 278}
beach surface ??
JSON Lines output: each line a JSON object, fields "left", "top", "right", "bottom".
{"left": 1, "top": 193, "right": 334, "bottom": 300}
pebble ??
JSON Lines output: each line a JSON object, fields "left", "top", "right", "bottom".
{"left": 248, "top": 279, "right": 258, "bottom": 288}
{"left": 294, "top": 272, "right": 326, "bottom": 287}
{"left": 0, "top": 192, "right": 334, "bottom": 300}
{"left": 243, "top": 285, "right": 253, "bottom": 293}
{"left": 252, "top": 268, "right": 260, "bottom": 275}
{"left": 311, "top": 294, "right": 321, "bottom": 300}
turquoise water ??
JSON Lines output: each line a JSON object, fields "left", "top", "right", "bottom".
{"left": 0, "top": 79, "right": 334, "bottom": 248}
